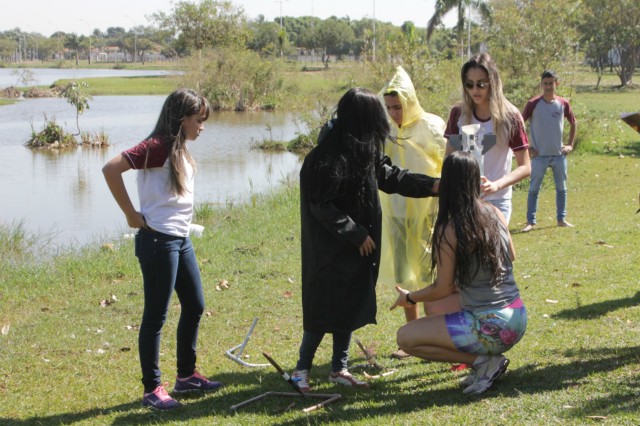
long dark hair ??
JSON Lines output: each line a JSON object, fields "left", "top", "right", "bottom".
{"left": 431, "top": 151, "right": 504, "bottom": 288}
{"left": 459, "top": 53, "right": 521, "bottom": 148}
{"left": 314, "top": 87, "right": 390, "bottom": 206}
{"left": 149, "top": 88, "right": 210, "bottom": 196}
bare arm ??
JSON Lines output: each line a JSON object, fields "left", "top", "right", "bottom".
{"left": 482, "top": 148, "right": 531, "bottom": 196}
{"left": 102, "top": 154, "right": 145, "bottom": 228}
{"left": 562, "top": 120, "right": 577, "bottom": 155}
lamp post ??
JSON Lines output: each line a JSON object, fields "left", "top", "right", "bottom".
{"left": 124, "top": 15, "right": 138, "bottom": 63}
{"left": 275, "top": 0, "right": 288, "bottom": 28}
{"left": 80, "top": 19, "right": 92, "bottom": 64}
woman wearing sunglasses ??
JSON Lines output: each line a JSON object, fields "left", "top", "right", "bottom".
{"left": 444, "top": 53, "right": 530, "bottom": 225}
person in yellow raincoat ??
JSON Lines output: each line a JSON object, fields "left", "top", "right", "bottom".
{"left": 379, "top": 66, "right": 449, "bottom": 359}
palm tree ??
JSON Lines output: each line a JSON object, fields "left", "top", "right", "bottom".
{"left": 426, "top": 0, "right": 491, "bottom": 51}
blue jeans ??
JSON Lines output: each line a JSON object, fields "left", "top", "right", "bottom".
{"left": 296, "top": 330, "right": 351, "bottom": 373}
{"left": 135, "top": 228, "right": 205, "bottom": 392}
{"left": 527, "top": 155, "right": 568, "bottom": 224}
{"left": 486, "top": 198, "right": 512, "bottom": 224}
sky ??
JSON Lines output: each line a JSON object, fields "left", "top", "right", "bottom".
{"left": 1, "top": 0, "right": 454, "bottom": 37}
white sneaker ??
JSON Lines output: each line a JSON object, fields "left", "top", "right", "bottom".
{"left": 463, "top": 355, "right": 509, "bottom": 395}
{"left": 328, "top": 369, "right": 370, "bottom": 388}
{"left": 291, "top": 370, "right": 311, "bottom": 392}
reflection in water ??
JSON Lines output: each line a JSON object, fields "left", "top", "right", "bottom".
{"left": 0, "top": 96, "right": 305, "bottom": 247}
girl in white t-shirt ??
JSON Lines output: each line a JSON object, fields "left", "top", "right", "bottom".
{"left": 103, "top": 89, "right": 222, "bottom": 410}
{"left": 445, "top": 53, "right": 530, "bottom": 225}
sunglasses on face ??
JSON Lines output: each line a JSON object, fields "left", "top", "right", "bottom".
{"left": 464, "top": 81, "right": 490, "bottom": 90}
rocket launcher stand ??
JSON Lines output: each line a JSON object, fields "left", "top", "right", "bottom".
{"left": 230, "top": 352, "right": 342, "bottom": 413}
{"left": 225, "top": 317, "right": 270, "bottom": 368}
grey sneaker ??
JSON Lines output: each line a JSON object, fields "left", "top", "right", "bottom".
{"left": 463, "top": 355, "right": 509, "bottom": 395}
{"left": 459, "top": 369, "right": 477, "bottom": 387}
{"left": 328, "top": 369, "right": 369, "bottom": 388}
{"left": 291, "top": 370, "right": 311, "bottom": 393}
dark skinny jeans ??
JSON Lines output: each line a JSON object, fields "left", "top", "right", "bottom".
{"left": 135, "top": 228, "right": 205, "bottom": 393}
{"left": 295, "top": 330, "right": 351, "bottom": 373}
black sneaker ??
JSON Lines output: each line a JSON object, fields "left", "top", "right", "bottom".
{"left": 173, "top": 371, "right": 223, "bottom": 393}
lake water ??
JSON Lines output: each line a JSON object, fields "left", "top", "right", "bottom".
{"left": 0, "top": 68, "right": 179, "bottom": 88}
{"left": 0, "top": 95, "right": 304, "bottom": 248}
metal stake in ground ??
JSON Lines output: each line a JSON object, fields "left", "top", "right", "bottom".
{"left": 229, "top": 352, "right": 342, "bottom": 413}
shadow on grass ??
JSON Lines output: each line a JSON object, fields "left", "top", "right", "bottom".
{"left": 3, "top": 346, "right": 639, "bottom": 424}
{"left": 553, "top": 291, "right": 640, "bottom": 320}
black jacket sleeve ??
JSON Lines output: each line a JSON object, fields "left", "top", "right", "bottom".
{"left": 376, "top": 154, "right": 438, "bottom": 197}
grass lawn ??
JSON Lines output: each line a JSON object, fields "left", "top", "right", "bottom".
{"left": 53, "top": 75, "right": 181, "bottom": 96}
{"left": 1, "top": 150, "right": 639, "bottom": 425}
{"left": 0, "top": 65, "right": 639, "bottom": 425}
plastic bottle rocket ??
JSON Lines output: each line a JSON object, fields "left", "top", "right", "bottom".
{"left": 461, "top": 124, "right": 484, "bottom": 175}
{"left": 449, "top": 124, "right": 496, "bottom": 177}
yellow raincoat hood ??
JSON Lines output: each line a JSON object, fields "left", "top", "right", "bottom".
{"left": 378, "top": 66, "right": 447, "bottom": 291}
{"left": 380, "top": 65, "right": 425, "bottom": 128}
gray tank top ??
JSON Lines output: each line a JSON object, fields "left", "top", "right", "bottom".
{"left": 458, "top": 218, "right": 520, "bottom": 311}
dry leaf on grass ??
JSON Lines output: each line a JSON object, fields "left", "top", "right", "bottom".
{"left": 1, "top": 324, "right": 10, "bottom": 335}
{"left": 215, "top": 279, "right": 230, "bottom": 291}
{"left": 594, "top": 240, "right": 614, "bottom": 248}
{"left": 283, "top": 291, "right": 293, "bottom": 298}
{"left": 545, "top": 299, "right": 559, "bottom": 304}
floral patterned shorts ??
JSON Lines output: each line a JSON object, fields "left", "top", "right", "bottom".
{"left": 445, "top": 298, "right": 527, "bottom": 355}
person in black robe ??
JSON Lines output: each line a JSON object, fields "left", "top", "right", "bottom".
{"left": 291, "top": 87, "right": 439, "bottom": 391}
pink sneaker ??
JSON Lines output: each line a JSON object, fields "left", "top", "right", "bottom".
{"left": 142, "top": 383, "right": 182, "bottom": 410}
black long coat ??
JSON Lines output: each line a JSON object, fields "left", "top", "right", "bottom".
{"left": 300, "top": 126, "right": 437, "bottom": 333}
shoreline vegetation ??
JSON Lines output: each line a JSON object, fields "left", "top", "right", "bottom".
{"left": 2, "top": 60, "right": 638, "bottom": 152}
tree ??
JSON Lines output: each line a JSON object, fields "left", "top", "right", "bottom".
{"left": 309, "top": 17, "right": 356, "bottom": 58}
{"left": 64, "top": 33, "right": 81, "bottom": 65}
{"left": 426, "top": 0, "right": 491, "bottom": 52}
{"left": 152, "top": 0, "right": 248, "bottom": 57}
{"left": 62, "top": 81, "right": 92, "bottom": 135}
{"left": 247, "top": 20, "right": 290, "bottom": 57}
{"left": 580, "top": 0, "right": 640, "bottom": 86}
{"left": 485, "top": 0, "right": 581, "bottom": 107}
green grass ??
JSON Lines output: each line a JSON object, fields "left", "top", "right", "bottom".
{"left": 1, "top": 146, "right": 639, "bottom": 424}
{"left": 52, "top": 75, "right": 181, "bottom": 96}
{"left": 1, "top": 66, "right": 640, "bottom": 424}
